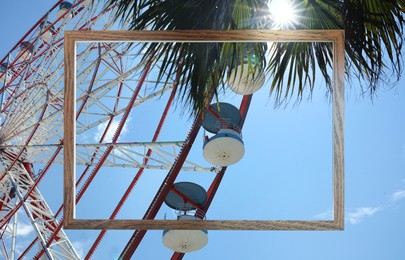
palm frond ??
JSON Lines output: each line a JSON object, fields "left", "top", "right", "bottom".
{"left": 106, "top": 0, "right": 405, "bottom": 112}
{"left": 107, "top": 0, "right": 269, "bottom": 114}
{"left": 268, "top": 0, "right": 404, "bottom": 103}
{"left": 343, "top": 0, "right": 405, "bottom": 94}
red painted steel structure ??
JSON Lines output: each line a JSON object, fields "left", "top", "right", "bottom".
{"left": 84, "top": 63, "right": 180, "bottom": 260}
{"left": 0, "top": 1, "right": 254, "bottom": 259}
{"left": 170, "top": 95, "right": 252, "bottom": 260}
{"left": 119, "top": 95, "right": 253, "bottom": 259}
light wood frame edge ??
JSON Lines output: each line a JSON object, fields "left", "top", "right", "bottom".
{"left": 64, "top": 30, "right": 344, "bottom": 230}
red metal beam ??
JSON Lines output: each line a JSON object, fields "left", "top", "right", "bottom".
{"left": 85, "top": 77, "right": 179, "bottom": 259}
{"left": 2, "top": 2, "right": 118, "bottom": 258}
{"left": 35, "top": 54, "right": 154, "bottom": 260}
{"left": 119, "top": 115, "right": 203, "bottom": 259}
{"left": 76, "top": 43, "right": 102, "bottom": 119}
{"left": 0, "top": 144, "right": 62, "bottom": 231}
{"left": 0, "top": 92, "right": 49, "bottom": 184}
{"left": 0, "top": 0, "right": 63, "bottom": 66}
{"left": 170, "top": 94, "right": 253, "bottom": 260}
{"left": 76, "top": 57, "right": 152, "bottom": 202}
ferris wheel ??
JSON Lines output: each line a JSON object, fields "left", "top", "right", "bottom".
{"left": 0, "top": 1, "right": 260, "bottom": 259}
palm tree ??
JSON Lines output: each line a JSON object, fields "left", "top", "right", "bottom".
{"left": 106, "top": 0, "right": 405, "bottom": 113}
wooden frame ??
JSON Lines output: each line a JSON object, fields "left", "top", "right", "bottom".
{"left": 64, "top": 30, "right": 344, "bottom": 230}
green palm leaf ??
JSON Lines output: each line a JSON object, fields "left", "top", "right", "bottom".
{"left": 106, "top": 0, "right": 405, "bottom": 112}
{"left": 107, "top": 0, "right": 269, "bottom": 114}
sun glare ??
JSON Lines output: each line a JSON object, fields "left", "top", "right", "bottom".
{"left": 268, "top": 0, "right": 299, "bottom": 29}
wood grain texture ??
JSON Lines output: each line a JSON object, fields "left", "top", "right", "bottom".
{"left": 64, "top": 30, "right": 344, "bottom": 43}
{"left": 64, "top": 219, "right": 340, "bottom": 231}
{"left": 333, "top": 30, "right": 345, "bottom": 230}
{"left": 64, "top": 31, "right": 76, "bottom": 225}
{"left": 63, "top": 30, "right": 345, "bottom": 231}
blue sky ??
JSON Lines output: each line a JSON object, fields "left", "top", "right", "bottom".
{"left": 1, "top": 1, "right": 405, "bottom": 259}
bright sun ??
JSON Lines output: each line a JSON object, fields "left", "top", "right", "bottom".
{"left": 268, "top": 0, "right": 299, "bottom": 29}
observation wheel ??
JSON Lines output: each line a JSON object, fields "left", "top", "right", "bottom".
{"left": 0, "top": 1, "right": 253, "bottom": 259}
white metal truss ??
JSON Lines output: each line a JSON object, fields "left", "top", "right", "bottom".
{"left": 0, "top": 182, "right": 17, "bottom": 259}
{"left": 0, "top": 1, "right": 130, "bottom": 259}
{"left": 0, "top": 155, "right": 80, "bottom": 260}
{"left": 0, "top": 142, "right": 219, "bottom": 173}
{"left": 0, "top": 1, "right": 218, "bottom": 259}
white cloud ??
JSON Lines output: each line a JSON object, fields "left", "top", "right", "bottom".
{"left": 346, "top": 207, "right": 381, "bottom": 224}
{"left": 18, "top": 222, "right": 35, "bottom": 237}
{"left": 391, "top": 189, "right": 405, "bottom": 202}
{"left": 315, "top": 207, "right": 381, "bottom": 225}
{"left": 8, "top": 222, "right": 35, "bottom": 237}
{"left": 94, "top": 118, "right": 130, "bottom": 143}
{"left": 72, "top": 240, "right": 91, "bottom": 259}
{"left": 314, "top": 209, "right": 333, "bottom": 220}
{"left": 5, "top": 221, "right": 34, "bottom": 255}
{"left": 314, "top": 182, "right": 405, "bottom": 226}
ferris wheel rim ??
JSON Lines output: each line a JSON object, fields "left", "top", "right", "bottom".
{"left": 0, "top": 2, "right": 255, "bottom": 260}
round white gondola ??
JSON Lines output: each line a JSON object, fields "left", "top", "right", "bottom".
{"left": 39, "top": 21, "right": 56, "bottom": 43}
{"left": 0, "top": 63, "right": 11, "bottom": 84}
{"left": 82, "top": 0, "right": 93, "bottom": 6}
{"left": 203, "top": 128, "right": 245, "bottom": 166}
{"left": 165, "top": 182, "right": 207, "bottom": 210}
{"left": 202, "top": 102, "right": 241, "bottom": 134}
{"left": 57, "top": 1, "right": 73, "bottom": 20}
{"left": 162, "top": 215, "right": 208, "bottom": 253}
{"left": 228, "top": 63, "right": 265, "bottom": 95}
{"left": 18, "top": 41, "right": 34, "bottom": 60}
